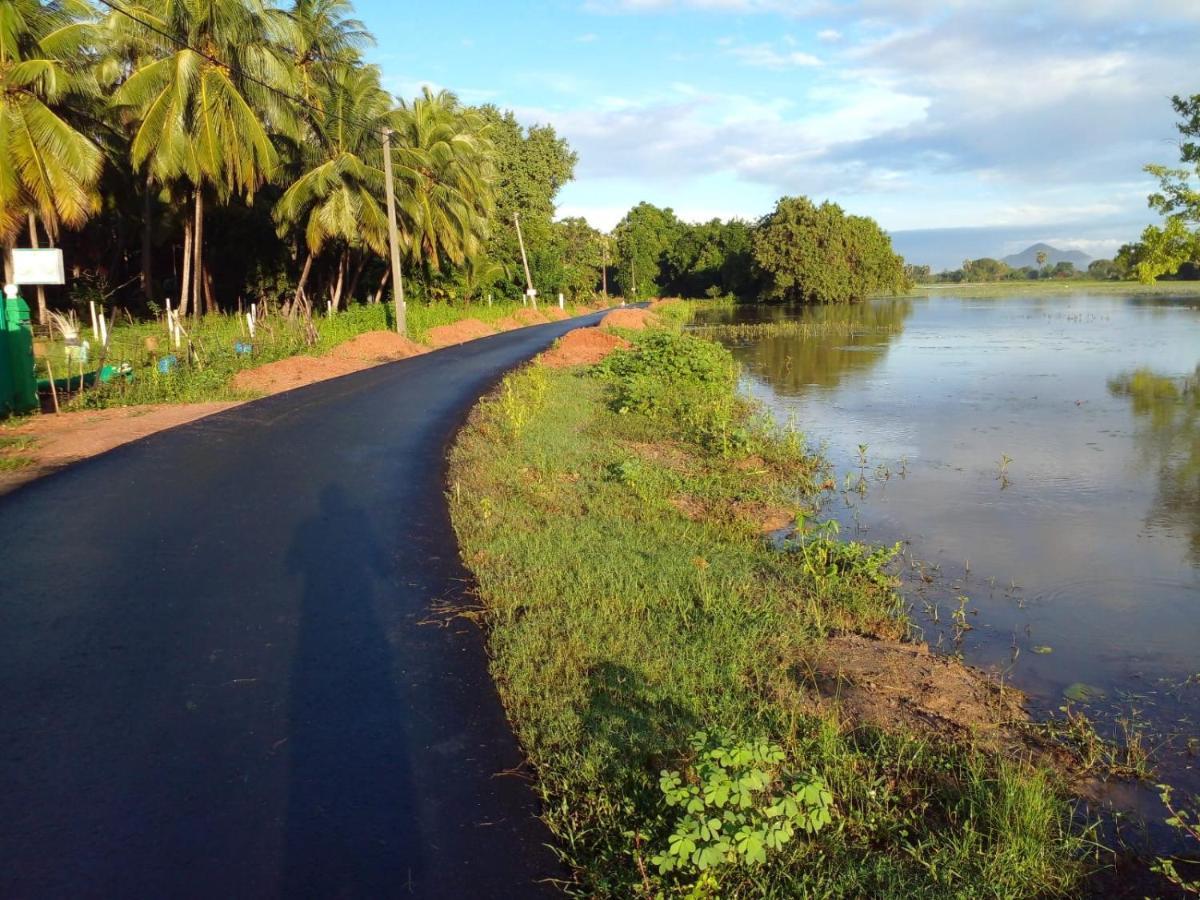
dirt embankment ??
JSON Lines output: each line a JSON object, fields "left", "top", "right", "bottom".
{"left": 494, "top": 308, "right": 550, "bottom": 331}
{"left": 232, "top": 331, "right": 427, "bottom": 395}
{"left": 425, "top": 319, "right": 497, "bottom": 348}
{"left": 601, "top": 308, "right": 661, "bottom": 331}
{"left": 0, "top": 403, "right": 239, "bottom": 495}
{"left": 801, "top": 633, "right": 1063, "bottom": 764}
{"left": 539, "top": 328, "right": 629, "bottom": 369}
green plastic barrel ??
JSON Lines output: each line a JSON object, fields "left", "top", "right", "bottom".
{"left": 1, "top": 292, "right": 38, "bottom": 416}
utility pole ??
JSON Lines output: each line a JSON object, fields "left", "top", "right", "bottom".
{"left": 514, "top": 213, "right": 536, "bottom": 309}
{"left": 601, "top": 238, "right": 608, "bottom": 301}
{"left": 382, "top": 127, "right": 406, "bottom": 336}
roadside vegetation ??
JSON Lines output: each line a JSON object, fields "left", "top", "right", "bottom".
{"left": 448, "top": 315, "right": 1090, "bottom": 897}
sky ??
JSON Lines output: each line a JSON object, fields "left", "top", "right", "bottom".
{"left": 355, "top": 0, "right": 1198, "bottom": 268}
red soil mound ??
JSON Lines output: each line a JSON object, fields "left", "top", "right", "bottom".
{"left": 326, "top": 330, "right": 427, "bottom": 362}
{"left": 542, "top": 306, "right": 569, "bottom": 321}
{"left": 232, "top": 355, "right": 364, "bottom": 394}
{"left": 515, "top": 308, "right": 549, "bottom": 325}
{"left": 601, "top": 308, "right": 660, "bottom": 331}
{"left": 539, "top": 327, "right": 630, "bottom": 368}
{"left": 232, "top": 330, "right": 426, "bottom": 394}
{"left": 425, "top": 318, "right": 497, "bottom": 348}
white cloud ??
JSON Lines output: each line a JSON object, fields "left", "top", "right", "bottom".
{"left": 727, "top": 43, "right": 822, "bottom": 68}
{"left": 816, "top": 28, "right": 841, "bottom": 41}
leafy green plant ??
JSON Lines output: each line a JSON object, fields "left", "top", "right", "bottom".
{"left": 1154, "top": 784, "right": 1200, "bottom": 894}
{"left": 596, "top": 330, "right": 738, "bottom": 449}
{"left": 650, "top": 731, "right": 834, "bottom": 882}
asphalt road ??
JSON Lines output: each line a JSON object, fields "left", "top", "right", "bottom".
{"left": 0, "top": 312, "right": 611, "bottom": 898}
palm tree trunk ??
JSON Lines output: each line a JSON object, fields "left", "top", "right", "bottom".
{"left": 179, "top": 216, "right": 193, "bottom": 318}
{"left": 329, "top": 250, "right": 347, "bottom": 311}
{"left": 203, "top": 265, "right": 216, "bottom": 314}
{"left": 141, "top": 176, "right": 155, "bottom": 301}
{"left": 345, "top": 254, "right": 366, "bottom": 305}
{"left": 372, "top": 267, "right": 390, "bottom": 304}
{"left": 3, "top": 241, "right": 14, "bottom": 285}
{"left": 294, "top": 252, "right": 313, "bottom": 307}
{"left": 27, "top": 214, "right": 48, "bottom": 325}
{"left": 192, "top": 189, "right": 204, "bottom": 321}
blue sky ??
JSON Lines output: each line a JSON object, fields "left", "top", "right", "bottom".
{"left": 356, "top": 0, "right": 1198, "bottom": 266}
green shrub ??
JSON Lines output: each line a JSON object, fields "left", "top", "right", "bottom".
{"left": 596, "top": 330, "right": 739, "bottom": 448}
{"left": 651, "top": 731, "right": 834, "bottom": 886}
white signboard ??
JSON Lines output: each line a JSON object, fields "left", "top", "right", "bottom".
{"left": 12, "top": 249, "right": 65, "bottom": 285}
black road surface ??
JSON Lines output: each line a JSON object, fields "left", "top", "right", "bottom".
{"left": 0, "top": 312, "right": 611, "bottom": 899}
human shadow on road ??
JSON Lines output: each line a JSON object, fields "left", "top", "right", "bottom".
{"left": 282, "top": 483, "right": 421, "bottom": 895}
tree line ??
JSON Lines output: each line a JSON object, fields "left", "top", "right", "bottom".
{"left": 0, "top": 0, "right": 586, "bottom": 324}
{"left": 0, "top": 0, "right": 909, "bottom": 326}
{"left": 612, "top": 196, "right": 908, "bottom": 304}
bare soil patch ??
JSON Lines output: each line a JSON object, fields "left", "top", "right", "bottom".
{"left": 425, "top": 318, "right": 497, "bottom": 348}
{"left": 539, "top": 328, "right": 630, "bottom": 369}
{"left": 800, "top": 634, "right": 1053, "bottom": 760}
{"left": 326, "top": 330, "right": 428, "bottom": 363}
{"left": 0, "top": 403, "right": 237, "bottom": 495}
{"left": 515, "top": 308, "right": 550, "bottom": 325}
{"left": 233, "top": 330, "right": 427, "bottom": 395}
{"left": 622, "top": 439, "right": 693, "bottom": 471}
{"left": 542, "top": 307, "right": 569, "bottom": 321}
{"left": 670, "top": 493, "right": 795, "bottom": 533}
{"left": 601, "top": 308, "right": 660, "bottom": 331}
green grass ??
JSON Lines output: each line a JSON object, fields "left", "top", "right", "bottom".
{"left": 908, "top": 279, "right": 1200, "bottom": 298}
{"left": 33, "top": 298, "right": 601, "bottom": 410}
{"left": 448, "top": 328, "right": 1089, "bottom": 897}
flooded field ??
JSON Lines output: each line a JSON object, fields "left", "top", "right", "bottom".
{"left": 697, "top": 291, "right": 1200, "bottom": 849}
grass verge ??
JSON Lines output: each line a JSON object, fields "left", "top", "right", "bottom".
{"left": 448, "top": 324, "right": 1090, "bottom": 897}
{"left": 35, "top": 299, "right": 601, "bottom": 410}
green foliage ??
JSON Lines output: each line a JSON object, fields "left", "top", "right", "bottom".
{"left": 474, "top": 105, "right": 577, "bottom": 299}
{"left": 1153, "top": 784, "right": 1200, "bottom": 894}
{"left": 1126, "top": 93, "right": 1200, "bottom": 283}
{"left": 961, "top": 257, "right": 1011, "bottom": 282}
{"left": 0, "top": 0, "right": 103, "bottom": 244}
{"left": 651, "top": 732, "right": 833, "bottom": 880}
{"left": 661, "top": 218, "right": 758, "bottom": 299}
{"left": 448, "top": 322, "right": 1088, "bottom": 897}
{"left": 597, "top": 330, "right": 738, "bottom": 446}
{"left": 752, "top": 196, "right": 909, "bottom": 304}
{"left": 613, "top": 202, "right": 684, "bottom": 299}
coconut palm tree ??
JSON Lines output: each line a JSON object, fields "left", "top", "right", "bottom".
{"left": 0, "top": 0, "right": 103, "bottom": 294}
{"left": 273, "top": 61, "right": 393, "bottom": 310}
{"left": 390, "top": 87, "right": 494, "bottom": 283}
{"left": 108, "top": 0, "right": 298, "bottom": 317}
{"left": 277, "top": 0, "right": 371, "bottom": 106}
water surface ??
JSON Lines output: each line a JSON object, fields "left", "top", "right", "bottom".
{"left": 698, "top": 292, "right": 1200, "bottom": 831}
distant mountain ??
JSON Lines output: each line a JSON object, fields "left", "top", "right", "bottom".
{"left": 1001, "top": 242, "right": 1092, "bottom": 269}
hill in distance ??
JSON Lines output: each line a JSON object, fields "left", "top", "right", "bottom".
{"left": 1001, "top": 242, "right": 1093, "bottom": 269}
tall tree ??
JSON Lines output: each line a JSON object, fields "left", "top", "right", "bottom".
{"left": 1135, "top": 93, "right": 1200, "bottom": 282}
{"left": 752, "top": 196, "right": 907, "bottom": 304}
{"left": 273, "top": 61, "right": 392, "bottom": 309}
{"left": 474, "top": 106, "right": 575, "bottom": 299}
{"left": 0, "top": 0, "right": 102, "bottom": 294}
{"left": 390, "top": 88, "right": 493, "bottom": 284}
{"left": 109, "top": 0, "right": 298, "bottom": 316}
{"left": 613, "top": 202, "right": 682, "bottom": 299}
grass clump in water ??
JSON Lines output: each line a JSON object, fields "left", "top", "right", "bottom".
{"left": 448, "top": 326, "right": 1090, "bottom": 896}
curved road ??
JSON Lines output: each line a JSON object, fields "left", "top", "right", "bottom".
{"left": 0, "top": 312, "right": 610, "bottom": 898}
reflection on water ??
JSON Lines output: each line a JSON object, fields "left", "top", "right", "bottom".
{"left": 701, "top": 292, "right": 1200, "bottom": 836}
{"left": 716, "top": 300, "right": 913, "bottom": 394}
{"left": 1109, "top": 367, "right": 1200, "bottom": 563}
